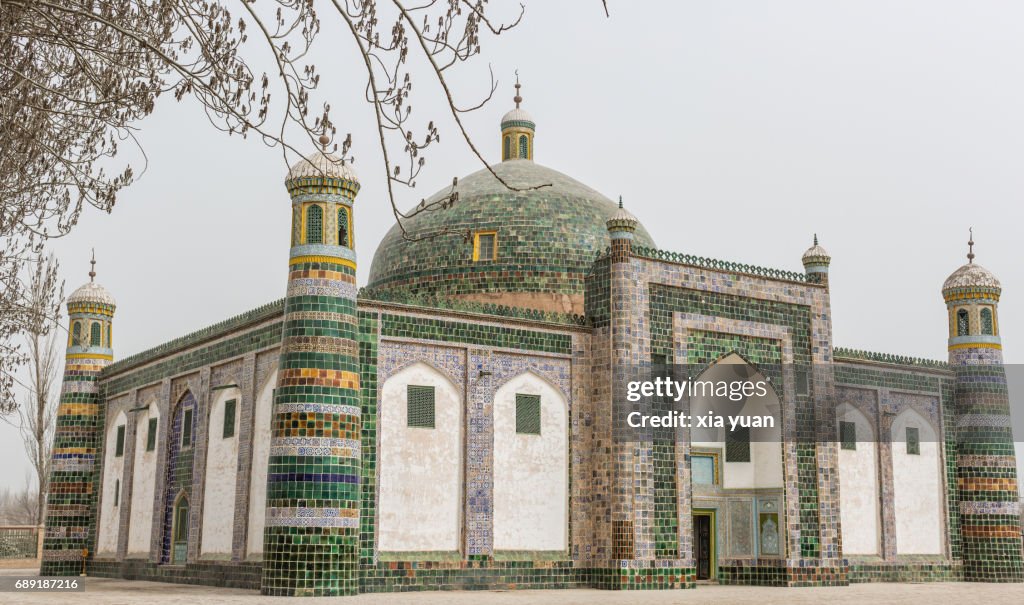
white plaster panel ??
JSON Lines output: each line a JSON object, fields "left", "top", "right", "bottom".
{"left": 246, "top": 372, "right": 276, "bottom": 557}
{"left": 690, "top": 354, "right": 783, "bottom": 490}
{"left": 127, "top": 404, "right": 159, "bottom": 556}
{"left": 97, "top": 411, "right": 127, "bottom": 555}
{"left": 836, "top": 405, "right": 880, "bottom": 555}
{"left": 493, "top": 372, "right": 568, "bottom": 551}
{"left": 201, "top": 388, "right": 240, "bottom": 556}
{"left": 378, "top": 363, "right": 462, "bottom": 552}
{"left": 892, "top": 408, "right": 943, "bottom": 554}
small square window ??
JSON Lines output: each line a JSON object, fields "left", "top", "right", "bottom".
{"left": 223, "top": 399, "right": 237, "bottom": 439}
{"left": 691, "top": 454, "right": 718, "bottom": 485}
{"left": 906, "top": 427, "right": 920, "bottom": 455}
{"left": 407, "top": 385, "right": 435, "bottom": 428}
{"left": 181, "top": 408, "right": 193, "bottom": 448}
{"left": 146, "top": 418, "right": 158, "bottom": 452}
{"left": 839, "top": 421, "right": 856, "bottom": 450}
{"left": 114, "top": 425, "right": 125, "bottom": 457}
{"left": 515, "top": 394, "right": 541, "bottom": 435}
{"left": 474, "top": 231, "right": 497, "bottom": 262}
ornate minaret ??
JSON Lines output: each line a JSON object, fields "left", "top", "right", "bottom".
{"left": 606, "top": 196, "right": 639, "bottom": 263}
{"left": 942, "top": 231, "right": 1023, "bottom": 582}
{"left": 500, "top": 76, "right": 535, "bottom": 161}
{"left": 261, "top": 134, "right": 362, "bottom": 596}
{"left": 801, "top": 234, "right": 831, "bottom": 288}
{"left": 41, "top": 253, "right": 116, "bottom": 575}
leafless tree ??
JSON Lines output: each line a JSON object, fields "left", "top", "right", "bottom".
{"left": 2, "top": 1, "right": 586, "bottom": 413}
{"left": 13, "top": 255, "right": 61, "bottom": 525}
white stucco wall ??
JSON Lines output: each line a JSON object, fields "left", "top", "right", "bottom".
{"left": 492, "top": 372, "right": 568, "bottom": 552}
{"left": 127, "top": 404, "right": 159, "bottom": 556}
{"left": 836, "top": 405, "right": 880, "bottom": 555}
{"left": 201, "top": 388, "right": 241, "bottom": 556}
{"left": 892, "top": 409, "right": 943, "bottom": 555}
{"left": 690, "top": 357, "right": 783, "bottom": 490}
{"left": 246, "top": 373, "right": 276, "bottom": 557}
{"left": 97, "top": 411, "right": 127, "bottom": 555}
{"left": 378, "top": 363, "right": 462, "bottom": 552}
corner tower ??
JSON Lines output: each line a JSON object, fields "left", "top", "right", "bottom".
{"left": 801, "top": 234, "right": 831, "bottom": 288}
{"left": 261, "top": 135, "right": 362, "bottom": 596}
{"left": 942, "top": 232, "right": 1023, "bottom": 582}
{"left": 500, "top": 78, "right": 535, "bottom": 161}
{"left": 41, "top": 255, "right": 115, "bottom": 575}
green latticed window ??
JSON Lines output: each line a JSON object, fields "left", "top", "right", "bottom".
{"left": 518, "top": 134, "right": 528, "bottom": 158}
{"left": 839, "top": 421, "right": 856, "bottom": 450}
{"left": 726, "top": 425, "right": 750, "bottom": 462}
{"left": 515, "top": 394, "right": 541, "bottom": 435}
{"left": 223, "top": 399, "right": 236, "bottom": 438}
{"left": 90, "top": 322, "right": 102, "bottom": 346}
{"left": 146, "top": 418, "right": 158, "bottom": 451}
{"left": 503, "top": 135, "right": 511, "bottom": 160}
{"left": 115, "top": 425, "right": 125, "bottom": 457}
{"left": 306, "top": 204, "right": 323, "bottom": 244}
{"left": 906, "top": 427, "right": 920, "bottom": 455}
{"left": 338, "top": 207, "right": 350, "bottom": 247}
{"left": 71, "top": 322, "right": 81, "bottom": 346}
{"left": 407, "top": 385, "right": 435, "bottom": 428}
{"left": 182, "top": 408, "right": 193, "bottom": 448}
{"left": 957, "top": 308, "right": 969, "bottom": 336}
{"left": 981, "top": 307, "right": 994, "bottom": 335}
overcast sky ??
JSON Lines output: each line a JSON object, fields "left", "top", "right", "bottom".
{"left": 3, "top": 2, "right": 1022, "bottom": 492}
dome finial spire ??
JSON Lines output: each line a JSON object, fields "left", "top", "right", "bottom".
{"left": 618, "top": 195, "right": 623, "bottom": 209}
{"left": 967, "top": 227, "right": 975, "bottom": 264}
{"left": 89, "top": 248, "right": 96, "bottom": 283}
{"left": 514, "top": 70, "right": 522, "bottom": 109}
{"left": 318, "top": 123, "right": 331, "bottom": 151}
{"left": 813, "top": 233, "right": 818, "bottom": 246}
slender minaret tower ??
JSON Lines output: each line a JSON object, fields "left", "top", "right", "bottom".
{"left": 500, "top": 76, "right": 535, "bottom": 161}
{"left": 261, "top": 134, "right": 362, "bottom": 596}
{"left": 943, "top": 231, "right": 1023, "bottom": 582}
{"left": 801, "top": 234, "right": 831, "bottom": 288}
{"left": 41, "top": 253, "right": 116, "bottom": 575}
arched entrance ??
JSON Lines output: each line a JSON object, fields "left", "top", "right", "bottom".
{"left": 171, "top": 493, "right": 189, "bottom": 564}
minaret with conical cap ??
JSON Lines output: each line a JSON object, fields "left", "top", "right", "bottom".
{"left": 607, "top": 196, "right": 639, "bottom": 263}
{"left": 942, "top": 231, "right": 1023, "bottom": 582}
{"left": 500, "top": 75, "right": 535, "bottom": 161}
{"left": 801, "top": 234, "right": 831, "bottom": 288}
{"left": 261, "top": 134, "right": 362, "bottom": 596}
{"left": 41, "top": 253, "right": 116, "bottom": 575}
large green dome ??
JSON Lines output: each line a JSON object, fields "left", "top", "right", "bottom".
{"left": 366, "top": 159, "right": 655, "bottom": 314}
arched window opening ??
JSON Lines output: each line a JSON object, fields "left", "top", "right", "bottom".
{"left": 107, "top": 324, "right": 112, "bottom": 348}
{"left": 71, "top": 322, "right": 82, "bottom": 346}
{"left": 90, "top": 322, "right": 102, "bottom": 346}
{"left": 980, "top": 308, "right": 994, "bottom": 335}
{"left": 957, "top": 308, "right": 969, "bottom": 336}
{"left": 306, "top": 204, "right": 323, "bottom": 244}
{"left": 338, "top": 207, "right": 349, "bottom": 248}
{"left": 503, "top": 136, "right": 511, "bottom": 160}
{"left": 518, "top": 135, "right": 529, "bottom": 159}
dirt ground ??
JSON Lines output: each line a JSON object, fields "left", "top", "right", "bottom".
{"left": 2, "top": 571, "right": 1023, "bottom": 605}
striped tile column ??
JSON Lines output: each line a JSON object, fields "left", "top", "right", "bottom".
{"left": 41, "top": 272, "right": 116, "bottom": 575}
{"left": 261, "top": 142, "right": 363, "bottom": 596}
{"left": 943, "top": 244, "right": 1023, "bottom": 583}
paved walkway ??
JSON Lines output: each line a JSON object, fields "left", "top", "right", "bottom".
{"left": 2, "top": 574, "right": 1024, "bottom": 605}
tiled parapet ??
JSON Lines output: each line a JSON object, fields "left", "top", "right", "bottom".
{"left": 261, "top": 150, "right": 363, "bottom": 596}
{"left": 42, "top": 283, "right": 116, "bottom": 575}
